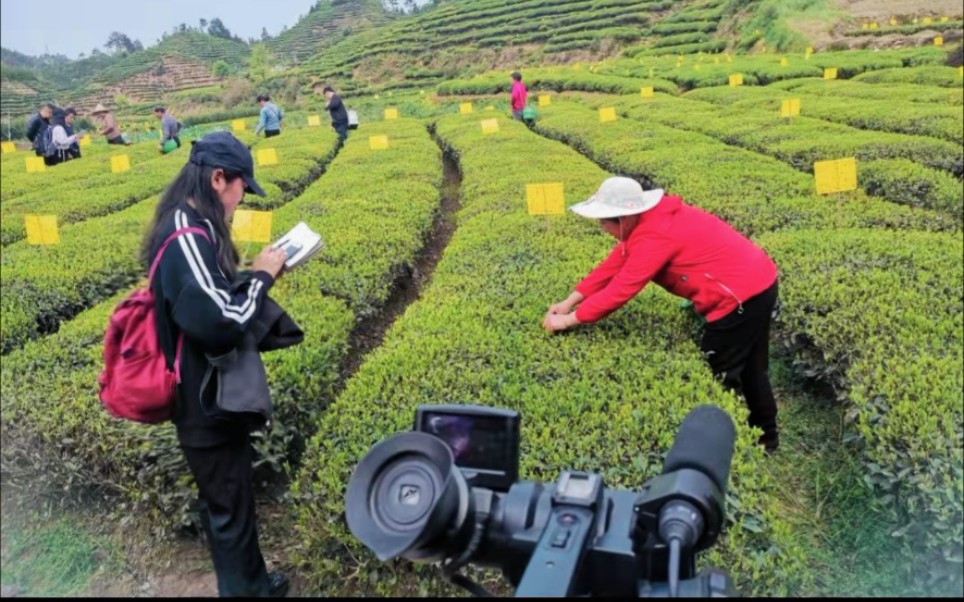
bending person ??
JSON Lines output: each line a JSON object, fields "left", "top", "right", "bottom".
{"left": 543, "top": 177, "right": 781, "bottom": 454}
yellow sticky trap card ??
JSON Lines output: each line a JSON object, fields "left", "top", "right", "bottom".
{"left": 729, "top": 73, "right": 744, "bottom": 87}
{"left": 370, "top": 135, "right": 389, "bottom": 150}
{"left": 26, "top": 156, "right": 45, "bottom": 172}
{"left": 460, "top": 102, "right": 473, "bottom": 115}
{"left": 2, "top": 141, "right": 17, "bottom": 153}
{"left": 599, "top": 107, "right": 617, "bottom": 123}
{"left": 257, "top": 148, "right": 278, "bottom": 166}
{"left": 539, "top": 94, "right": 551, "bottom": 107}
{"left": 307, "top": 115, "right": 321, "bottom": 127}
{"left": 79, "top": 134, "right": 92, "bottom": 147}
{"left": 232, "top": 119, "right": 246, "bottom": 132}
{"left": 384, "top": 108, "right": 398, "bottom": 120}
{"left": 780, "top": 99, "right": 801, "bottom": 117}
{"left": 526, "top": 183, "right": 565, "bottom": 215}
{"left": 823, "top": 67, "right": 837, "bottom": 80}
{"left": 24, "top": 214, "right": 60, "bottom": 245}
{"left": 111, "top": 154, "right": 131, "bottom": 173}
{"left": 481, "top": 119, "right": 499, "bottom": 134}
{"left": 814, "top": 157, "right": 857, "bottom": 195}
{"left": 641, "top": 86, "right": 654, "bottom": 98}
{"left": 232, "top": 210, "right": 273, "bottom": 243}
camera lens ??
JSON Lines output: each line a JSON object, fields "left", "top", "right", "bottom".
{"left": 372, "top": 456, "right": 441, "bottom": 529}
{"left": 346, "top": 432, "right": 471, "bottom": 562}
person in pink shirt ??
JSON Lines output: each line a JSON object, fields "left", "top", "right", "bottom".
{"left": 510, "top": 71, "right": 527, "bottom": 120}
{"left": 543, "top": 177, "right": 781, "bottom": 454}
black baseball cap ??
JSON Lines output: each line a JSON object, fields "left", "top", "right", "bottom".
{"left": 189, "top": 131, "right": 266, "bottom": 197}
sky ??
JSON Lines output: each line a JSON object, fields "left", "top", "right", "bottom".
{"left": 0, "top": 0, "right": 324, "bottom": 58}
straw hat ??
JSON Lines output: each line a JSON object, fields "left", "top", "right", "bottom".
{"left": 91, "top": 103, "right": 110, "bottom": 115}
{"left": 569, "top": 177, "right": 664, "bottom": 219}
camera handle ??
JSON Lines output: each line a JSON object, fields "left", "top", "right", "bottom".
{"left": 513, "top": 471, "right": 605, "bottom": 596}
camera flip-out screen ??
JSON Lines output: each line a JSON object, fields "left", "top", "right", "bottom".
{"left": 415, "top": 404, "right": 519, "bottom": 490}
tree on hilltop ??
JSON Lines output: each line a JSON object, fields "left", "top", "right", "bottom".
{"left": 105, "top": 31, "right": 143, "bottom": 55}
{"left": 207, "top": 18, "right": 234, "bottom": 40}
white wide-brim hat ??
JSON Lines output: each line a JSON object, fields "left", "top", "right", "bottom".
{"left": 570, "top": 176, "right": 664, "bottom": 219}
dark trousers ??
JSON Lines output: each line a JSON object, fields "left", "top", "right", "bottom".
{"left": 333, "top": 123, "right": 348, "bottom": 143}
{"left": 43, "top": 148, "right": 80, "bottom": 166}
{"left": 264, "top": 129, "right": 280, "bottom": 138}
{"left": 699, "top": 280, "right": 779, "bottom": 437}
{"left": 182, "top": 436, "right": 271, "bottom": 597}
{"left": 106, "top": 136, "right": 126, "bottom": 145}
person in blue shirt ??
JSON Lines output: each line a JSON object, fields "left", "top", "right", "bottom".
{"left": 254, "top": 94, "right": 284, "bottom": 138}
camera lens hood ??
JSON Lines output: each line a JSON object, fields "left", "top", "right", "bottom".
{"left": 346, "top": 431, "right": 469, "bottom": 562}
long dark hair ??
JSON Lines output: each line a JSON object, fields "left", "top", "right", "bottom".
{"left": 142, "top": 162, "right": 243, "bottom": 280}
{"left": 49, "top": 108, "right": 67, "bottom": 128}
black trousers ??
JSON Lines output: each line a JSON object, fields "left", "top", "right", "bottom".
{"left": 106, "top": 136, "right": 126, "bottom": 145}
{"left": 181, "top": 436, "right": 271, "bottom": 597}
{"left": 699, "top": 280, "right": 779, "bottom": 436}
{"left": 264, "top": 129, "right": 280, "bottom": 138}
{"left": 333, "top": 123, "right": 348, "bottom": 143}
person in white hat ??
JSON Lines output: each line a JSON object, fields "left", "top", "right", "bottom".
{"left": 91, "top": 103, "right": 130, "bottom": 145}
{"left": 543, "top": 176, "right": 782, "bottom": 454}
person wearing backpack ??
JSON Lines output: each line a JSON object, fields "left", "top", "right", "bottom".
{"left": 140, "top": 131, "right": 289, "bottom": 597}
{"left": 26, "top": 102, "right": 55, "bottom": 156}
{"left": 154, "top": 105, "right": 182, "bottom": 153}
{"left": 254, "top": 94, "right": 284, "bottom": 138}
{"left": 44, "top": 107, "right": 85, "bottom": 166}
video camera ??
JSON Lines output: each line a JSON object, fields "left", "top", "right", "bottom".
{"left": 345, "top": 403, "right": 739, "bottom": 597}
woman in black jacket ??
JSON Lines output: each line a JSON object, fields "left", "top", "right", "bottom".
{"left": 141, "top": 131, "right": 289, "bottom": 597}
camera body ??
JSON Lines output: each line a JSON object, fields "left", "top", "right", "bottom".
{"left": 347, "top": 404, "right": 738, "bottom": 597}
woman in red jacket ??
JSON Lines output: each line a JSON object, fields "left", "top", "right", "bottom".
{"left": 510, "top": 71, "right": 528, "bottom": 120}
{"left": 543, "top": 177, "right": 781, "bottom": 453}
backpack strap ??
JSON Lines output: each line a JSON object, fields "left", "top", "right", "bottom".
{"left": 149, "top": 225, "right": 211, "bottom": 283}
{"left": 149, "top": 225, "right": 212, "bottom": 384}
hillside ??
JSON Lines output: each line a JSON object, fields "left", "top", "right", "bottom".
{"left": 1, "top": 31, "right": 250, "bottom": 118}
{"left": 265, "top": 0, "right": 391, "bottom": 65}
{"left": 1, "top": 0, "right": 961, "bottom": 121}
{"left": 297, "top": 0, "right": 962, "bottom": 93}
{"left": 298, "top": 0, "right": 701, "bottom": 91}
{"left": 0, "top": 62, "right": 56, "bottom": 118}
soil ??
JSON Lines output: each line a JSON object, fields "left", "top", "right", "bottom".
{"left": 832, "top": 0, "right": 963, "bottom": 20}
{"left": 339, "top": 128, "right": 463, "bottom": 380}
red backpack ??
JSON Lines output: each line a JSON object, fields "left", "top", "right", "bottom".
{"left": 98, "top": 226, "right": 210, "bottom": 423}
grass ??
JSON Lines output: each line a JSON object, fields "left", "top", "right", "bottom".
{"left": 729, "top": 0, "right": 843, "bottom": 51}
{"left": 765, "top": 359, "right": 957, "bottom": 597}
{"left": 0, "top": 503, "right": 118, "bottom": 596}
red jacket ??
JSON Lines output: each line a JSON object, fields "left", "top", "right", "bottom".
{"left": 511, "top": 80, "right": 528, "bottom": 111}
{"left": 574, "top": 195, "right": 778, "bottom": 324}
